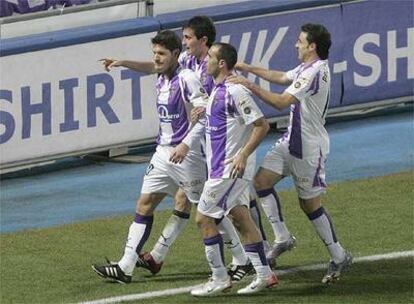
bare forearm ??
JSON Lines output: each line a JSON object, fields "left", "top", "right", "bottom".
{"left": 242, "top": 64, "right": 290, "bottom": 86}
{"left": 245, "top": 81, "right": 287, "bottom": 110}
{"left": 118, "top": 60, "right": 155, "bottom": 74}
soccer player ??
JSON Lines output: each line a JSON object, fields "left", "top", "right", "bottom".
{"left": 92, "top": 30, "right": 209, "bottom": 284}
{"left": 190, "top": 42, "right": 278, "bottom": 296}
{"left": 228, "top": 23, "right": 353, "bottom": 283}
{"left": 99, "top": 16, "right": 254, "bottom": 281}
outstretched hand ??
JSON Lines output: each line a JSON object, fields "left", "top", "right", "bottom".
{"left": 98, "top": 58, "right": 121, "bottom": 72}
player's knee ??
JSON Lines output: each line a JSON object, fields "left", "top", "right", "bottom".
{"left": 174, "top": 190, "right": 191, "bottom": 212}
{"left": 254, "top": 175, "right": 271, "bottom": 191}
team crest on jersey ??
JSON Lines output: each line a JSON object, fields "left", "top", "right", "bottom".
{"left": 243, "top": 107, "right": 251, "bottom": 114}
{"left": 200, "top": 87, "right": 206, "bottom": 94}
{"left": 294, "top": 81, "right": 301, "bottom": 88}
{"left": 145, "top": 164, "right": 154, "bottom": 175}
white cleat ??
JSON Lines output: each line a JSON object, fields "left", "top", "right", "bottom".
{"left": 191, "top": 276, "right": 232, "bottom": 297}
{"left": 266, "top": 235, "right": 297, "bottom": 261}
{"left": 322, "top": 251, "right": 353, "bottom": 284}
{"left": 237, "top": 272, "right": 279, "bottom": 294}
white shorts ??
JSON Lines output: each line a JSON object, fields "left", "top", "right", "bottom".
{"left": 261, "top": 140, "right": 327, "bottom": 199}
{"left": 198, "top": 178, "right": 250, "bottom": 219}
{"left": 141, "top": 145, "right": 206, "bottom": 203}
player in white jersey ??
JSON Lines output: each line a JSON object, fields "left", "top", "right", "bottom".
{"left": 228, "top": 23, "right": 352, "bottom": 284}
{"left": 92, "top": 30, "right": 209, "bottom": 284}
{"left": 190, "top": 43, "right": 278, "bottom": 297}
{"left": 99, "top": 16, "right": 255, "bottom": 280}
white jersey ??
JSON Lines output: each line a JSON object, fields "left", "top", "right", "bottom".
{"left": 284, "top": 59, "right": 331, "bottom": 159}
{"left": 178, "top": 51, "right": 214, "bottom": 95}
{"left": 156, "top": 67, "right": 208, "bottom": 150}
{"left": 205, "top": 80, "right": 264, "bottom": 180}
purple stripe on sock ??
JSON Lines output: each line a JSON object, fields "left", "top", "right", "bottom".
{"left": 256, "top": 188, "right": 273, "bottom": 198}
{"left": 306, "top": 206, "right": 324, "bottom": 220}
{"left": 173, "top": 210, "right": 190, "bottom": 219}
{"left": 325, "top": 210, "right": 338, "bottom": 243}
{"left": 273, "top": 191, "right": 284, "bottom": 222}
{"left": 134, "top": 213, "right": 154, "bottom": 225}
{"left": 204, "top": 234, "right": 225, "bottom": 265}
{"left": 250, "top": 201, "right": 267, "bottom": 241}
{"left": 245, "top": 242, "right": 268, "bottom": 265}
{"left": 133, "top": 213, "right": 154, "bottom": 254}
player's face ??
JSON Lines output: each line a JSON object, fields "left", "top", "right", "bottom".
{"left": 152, "top": 44, "right": 177, "bottom": 74}
{"left": 207, "top": 45, "right": 220, "bottom": 78}
{"left": 295, "top": 32, "right": 314, "bottom": 62}
{"left": 182, "top": 27, "right": 204, "bottom": 58}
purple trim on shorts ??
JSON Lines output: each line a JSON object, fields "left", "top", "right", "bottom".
{"left": 204, "top": 234, "right": 225, "bottom": 265}
{"left": 173, "top": 209, "right": 190, "bottom": 219}
{"left": 216, "top": 179, "right": 238, "bottom": 211}
{"left": 245, "top": 242, "right": 268, "bottom": 265}
{"left": 289, "top": 102, "right": 303, "bottom": 159}
{"left": 313, "top": 150, "right": 327, "bottom": 188}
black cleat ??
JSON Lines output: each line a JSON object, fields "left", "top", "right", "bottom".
{"left": 92, "top": 263, "right": 132, "bottom": 284}
{"left": 227, "top": 262, "right": 254, "bottom": 282}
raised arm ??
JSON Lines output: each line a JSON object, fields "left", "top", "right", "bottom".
{"left": 227, "top": 75, "right": 297, "bottom": 111}
{"left": 99, "top": 58, "right": 156, "bottom": 74}
{"left": 235, "top": 62, "right": 292, "bottom": 86}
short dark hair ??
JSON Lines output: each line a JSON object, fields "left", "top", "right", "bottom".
{"left": 151, "top": 30, "right": 182, "bottom": 54}
{"left": 212, "top": 42, "right": 238, "bottom": 70}
{"left": 301, "top": 23, "right": 331, "bottom": 60}
{"left": 182, "top": 15, "right": 216, "bottom": 47}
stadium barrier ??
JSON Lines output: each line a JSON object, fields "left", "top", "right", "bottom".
{"left": 0, "top": 0, "right": 413, "bottom": 169}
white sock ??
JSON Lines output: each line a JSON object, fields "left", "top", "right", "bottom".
{"left": 307, "top": 207, "right": 345, "bottom": 263}
{"left": 217, "top": 216, "right": 248, "bottom": 265}
{"left": 204, "top": 234, "right": 228, "bottom": 281}
{"left": 150, "top": 210, "right": 189, "bottom": 263}
{"left": 257, "top": 188, "right": 290, "bottom": 243}
{"left": 118, "top": 214, "right": 153, "bottom": 275}
{"left": 244, "top": 242, "right": 272, "bottom": 279}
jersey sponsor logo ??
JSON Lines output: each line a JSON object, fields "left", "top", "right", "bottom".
{"left": 145, "top": 163, "right": 154, "bottom": 175}
{"left": 157, "top": 105, "right": 180, "bottom": 122}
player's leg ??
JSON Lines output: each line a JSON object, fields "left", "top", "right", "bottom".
{"left": 191, "top": 179, "right": 233, "bottom": 297}
{"left": 255, "top": 168, "right": 296, "bottom": 260}
{"left": 139, "top": 189, "right": 191, "bottom": 274}
{"left": 216, "top": 215, "right": 252, "bottom": 281}
{"left": 228, "top": 193, "right": 278, "bottom": 294}
{"left": 92, "top": 192, "right": 165, "bottom": 284}
{"left": 248, "top": 186, "right": 270, "bottom": 253}
{"left": 292, "top": 152, "right": 352, "bottom": 284}
{"left": 256, "top": 141, "right": 296, "bottom": 261}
